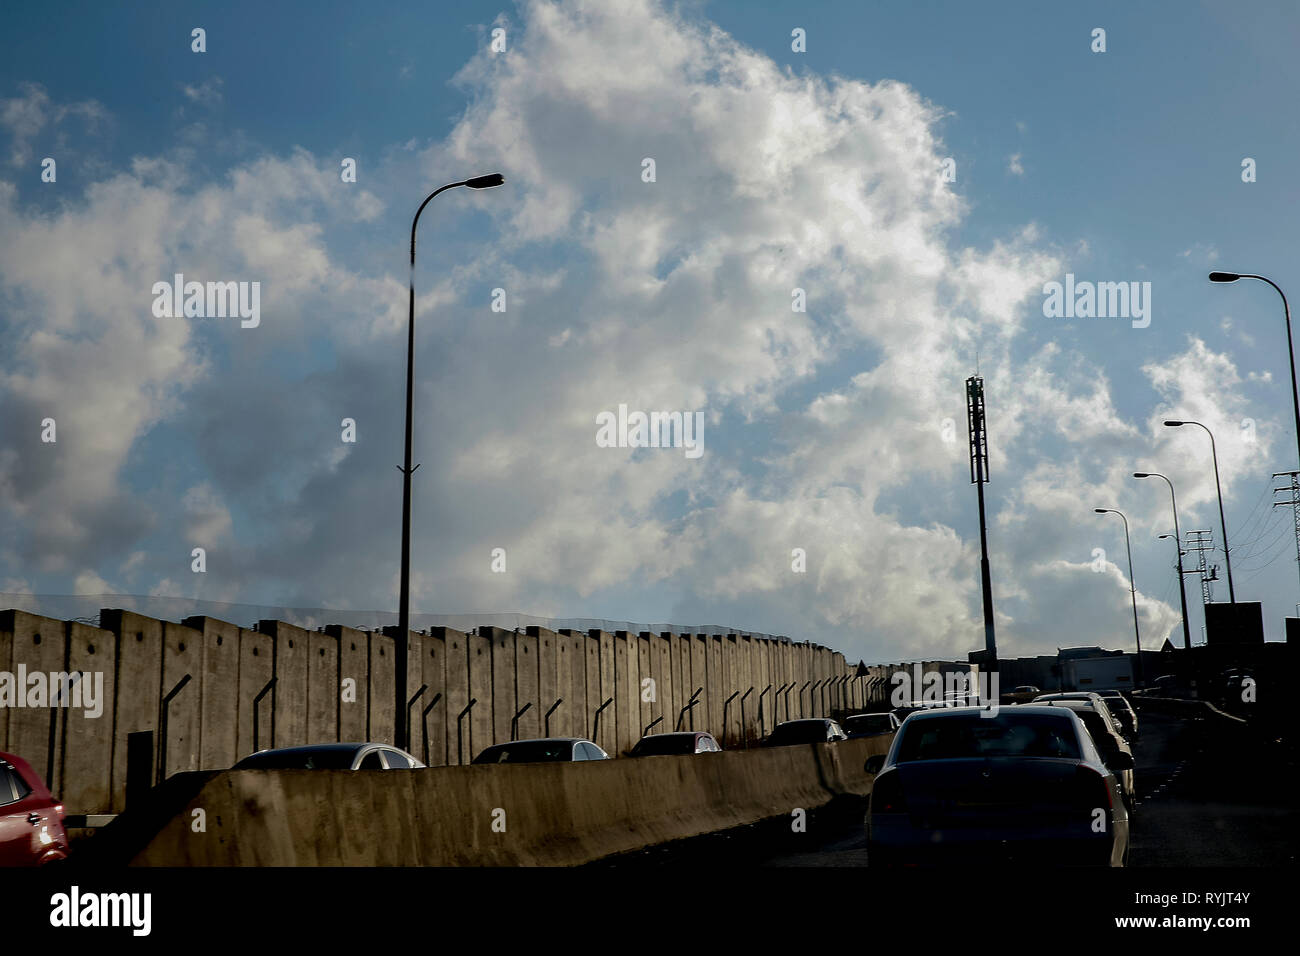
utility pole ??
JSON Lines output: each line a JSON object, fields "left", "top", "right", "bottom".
{"left": 1184, "top": 530, "right": 1218, "bottom": 607}
{"left": 967, "top": 375, "right": 997, "bottom": 674}
{"left": 1274, "top": 471, "right": 1300, "bottom": 597}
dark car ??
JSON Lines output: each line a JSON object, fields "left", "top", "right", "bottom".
{"left": 0, "top": 752, "right": 69, "bottom": 866}
{"left": 1147, "top": 675, "right": 1179, "bottom": 698}
{"left": 1031, "top": 693, "right": 1126, "bottom": 738}
{"left": 472, "top": 737, "right": 609, "bottom": 764}
{"left": 864, "top": 706, "right": 1130, "bottom": 866}
{"left": 1216, "top": 669, "right": 1254, "bottom": 705}
{"left": 628, "top": 732, "right": 721, "bottom": 756}
{"left": 843, "top": 713, "right": 901, "bottom": 739}
{"left": 1004, "top": 685, "right": 1043, "bottom": 704}
{"left": 1033, "top": 699, "right": 1136, "bottom": 810}
{"left": 233, "top": 742, "right": 425, "bottom": 770}
{"left": 1093, "top": 689, "right": 1138, "bottom": 737}
{"left": 763, "top": 718, "right": 848, "bottom": 747}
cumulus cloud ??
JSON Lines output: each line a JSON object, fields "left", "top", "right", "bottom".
{"left": 0, "top": 0, "right": 1283, "bottom": 663}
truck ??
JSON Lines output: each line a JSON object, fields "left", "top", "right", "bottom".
{"left": 1063, "top": 655, "right": 1134, "bottom": 692}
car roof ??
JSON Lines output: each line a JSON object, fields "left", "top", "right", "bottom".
{"left": 638, "top": 731, "right": 705, "bottom": 739}
{"left": 242, "top": 742, "right": 391, "bottom": 756}
{"left": 481, "top": 737, "right": 585, "bottom": 746}
{"left": 1034, "top": 699, "right": 1100, "bottom": 713}
{"left": 905, "top": 704, "right": 1076, "bottom": 720}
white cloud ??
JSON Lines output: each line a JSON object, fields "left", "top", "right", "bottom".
{"left": 0, "top": 81, "right": 106, "bottom": 166}
{"left": 0, "top": 0, "right": 1284, "bottom": 663}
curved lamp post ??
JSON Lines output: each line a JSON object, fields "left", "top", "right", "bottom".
{"left": 396, "top": 173, "right": 505, "bottom": 749}
{"left": 1095, "top": 508, "right": 1144, "bottom": 688}
{"left": 1209, "top": 272, "right": 1297, "bottom": 469}
{"left": 1134, "top": 472, "right": 1192, "bottom": 650}
{"left": 1163, "top": 420, "right": 1235, "bottom": 602}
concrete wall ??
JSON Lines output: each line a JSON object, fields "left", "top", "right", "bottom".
{"left": 0, "top": 608, "right": 859, "bottom": 816}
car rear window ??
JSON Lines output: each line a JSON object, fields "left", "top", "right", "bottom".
{"left": 474, "top": 741, "right": 572, "bottom": 763}
{"left": 768, "top": 723, "right": 824, "bottom": 744}
{"left": 845, "top": 715, "right": 892, "bottom": 734}
{"left": 895, "top": 713, "right": 1081, "bottom": 762}
{"left": 235, "top": 749, "right": 356, "bottom": 769}
{"left": 633, "top": 735, "right": 695, "bottom": 755}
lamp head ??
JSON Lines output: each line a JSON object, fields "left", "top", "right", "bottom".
{"left": 1133, "top": 472, "right": 1150, "bottom": 479}
{"left": 1164, "top": 420, "right": 1184, "bottom": 427}
{"left": 465, "top": 173, "right": 505, "bottom": 189}
{"left": 1208, "top": 272, "right": 1240, "bottom": 283}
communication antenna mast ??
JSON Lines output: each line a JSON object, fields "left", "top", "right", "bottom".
{"left": 967, "top": 375, "right": 997, "bottom": 672}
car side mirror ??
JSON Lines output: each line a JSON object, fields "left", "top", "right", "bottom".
{"left": 1112, "top": 751, "right": 1134, "bottom": 770}
{"left": 864, "top": 754, "right": 885, "bottom": 775}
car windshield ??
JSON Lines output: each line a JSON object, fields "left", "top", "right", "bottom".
{"left": 845, "top": 715, "right": 892, "bottom": 734}
{"left": 235, "top": 748, "right": 357, "bottom": 769}
{"left": 895, "top": 713, "right": 1081, "bottom": 762}
{"left": 473, "top": 741, "right": 572, "bottom": 763}
{"left": 633, "top": 735, "right": 697, "bottom": 755}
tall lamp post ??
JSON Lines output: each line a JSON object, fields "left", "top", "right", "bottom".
{"left": 1163, "top": 420, "right": 1235, "bottom": 602}
{"left": 1209, "top": 273, "right": 1298, "bottom": 469}
{"left": 1134, "top": 472, "right": 1192, "bottom": 650}
{"left": 396, "top": 173, "right": 505, "bottom": 750}
{"left": 1095, "top": 509, "right": 1143, "bottom": 688}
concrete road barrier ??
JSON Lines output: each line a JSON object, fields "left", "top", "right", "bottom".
{"left": 93, "top": 736, "right": 892, "bottom": 866}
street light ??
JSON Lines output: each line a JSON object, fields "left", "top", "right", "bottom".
{"left": 1163, "top": 420, "right": 1235, "bottom": 602}
{"left": 396, "top": 173, "right": 505, "bottom": 750}
{"left": 1134, "top": 472, "right": 1192, "bottom": 650}
{"left": 1095, "top": 509, "right": 1144, "bottom": 687}
{"left": 1209, "top": 272, "right": 1298, "bottom": 471}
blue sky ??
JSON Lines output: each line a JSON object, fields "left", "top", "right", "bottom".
{"left": 1, "top": 0, "right": 1297, "bottom": 661}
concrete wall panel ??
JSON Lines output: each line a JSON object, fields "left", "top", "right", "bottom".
{"left": 259, "top": 620, "right": 309, "bottom": 750}
{"left": 160, "top": 621, "right": 203, "bottom": 780}
{"left": 306, "top": 629, "right": 339, "bottom": 745}
{"left": 514, "top": 629, "right": 540, "bottom": 741}
{"left": 466, "top": 630, "right": 492, "bottom": 760}
{"left": 59, "top": 622, "right": 115, "bottom": 814}
{"left": 418, "top": 630, "right": 448, "bottom": 768}
{"left": 98, "top": 609, "right": 165, "bottom": 813}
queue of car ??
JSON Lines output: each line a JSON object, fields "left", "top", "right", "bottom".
{"left": 1, "top": 684, "right": 1137, "bottom": 868}
{"left": 863, "top": 687, "right": 1139, "bottom": 866}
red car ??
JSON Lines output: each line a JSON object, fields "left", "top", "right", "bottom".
{"left": 0, "top": 752, "right": 69, "bottom": 866}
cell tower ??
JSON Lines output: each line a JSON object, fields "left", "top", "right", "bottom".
{"left": 967, "top": 375, "right": 997, "bottom": 671}
{"left": 1273, "top": 471, "right": 1300, "bottom": 597}
{"left": 1184, "top": 529, "right": 1218, "bottom": 606}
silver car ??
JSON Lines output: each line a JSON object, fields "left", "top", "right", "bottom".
{"left": 233, "top": 742, "right": 425, "bottom": 770}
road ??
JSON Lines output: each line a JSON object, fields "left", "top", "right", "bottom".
{"left": 594, "top": 710, "right": 1296, "bottom": 867}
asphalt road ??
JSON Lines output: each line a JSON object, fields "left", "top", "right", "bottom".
{"left": 594, "top": 710, "right": 1296, "bottom": 867}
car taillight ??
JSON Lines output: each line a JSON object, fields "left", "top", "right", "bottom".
{"left": 1074, "top": 766, "right": 1112, "bottom": 811}
{"left": 870, "top": 769, "right": 906, "bottom": 814}
{"left": 55, "top": 804, "right": 64, "bottom": 820}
